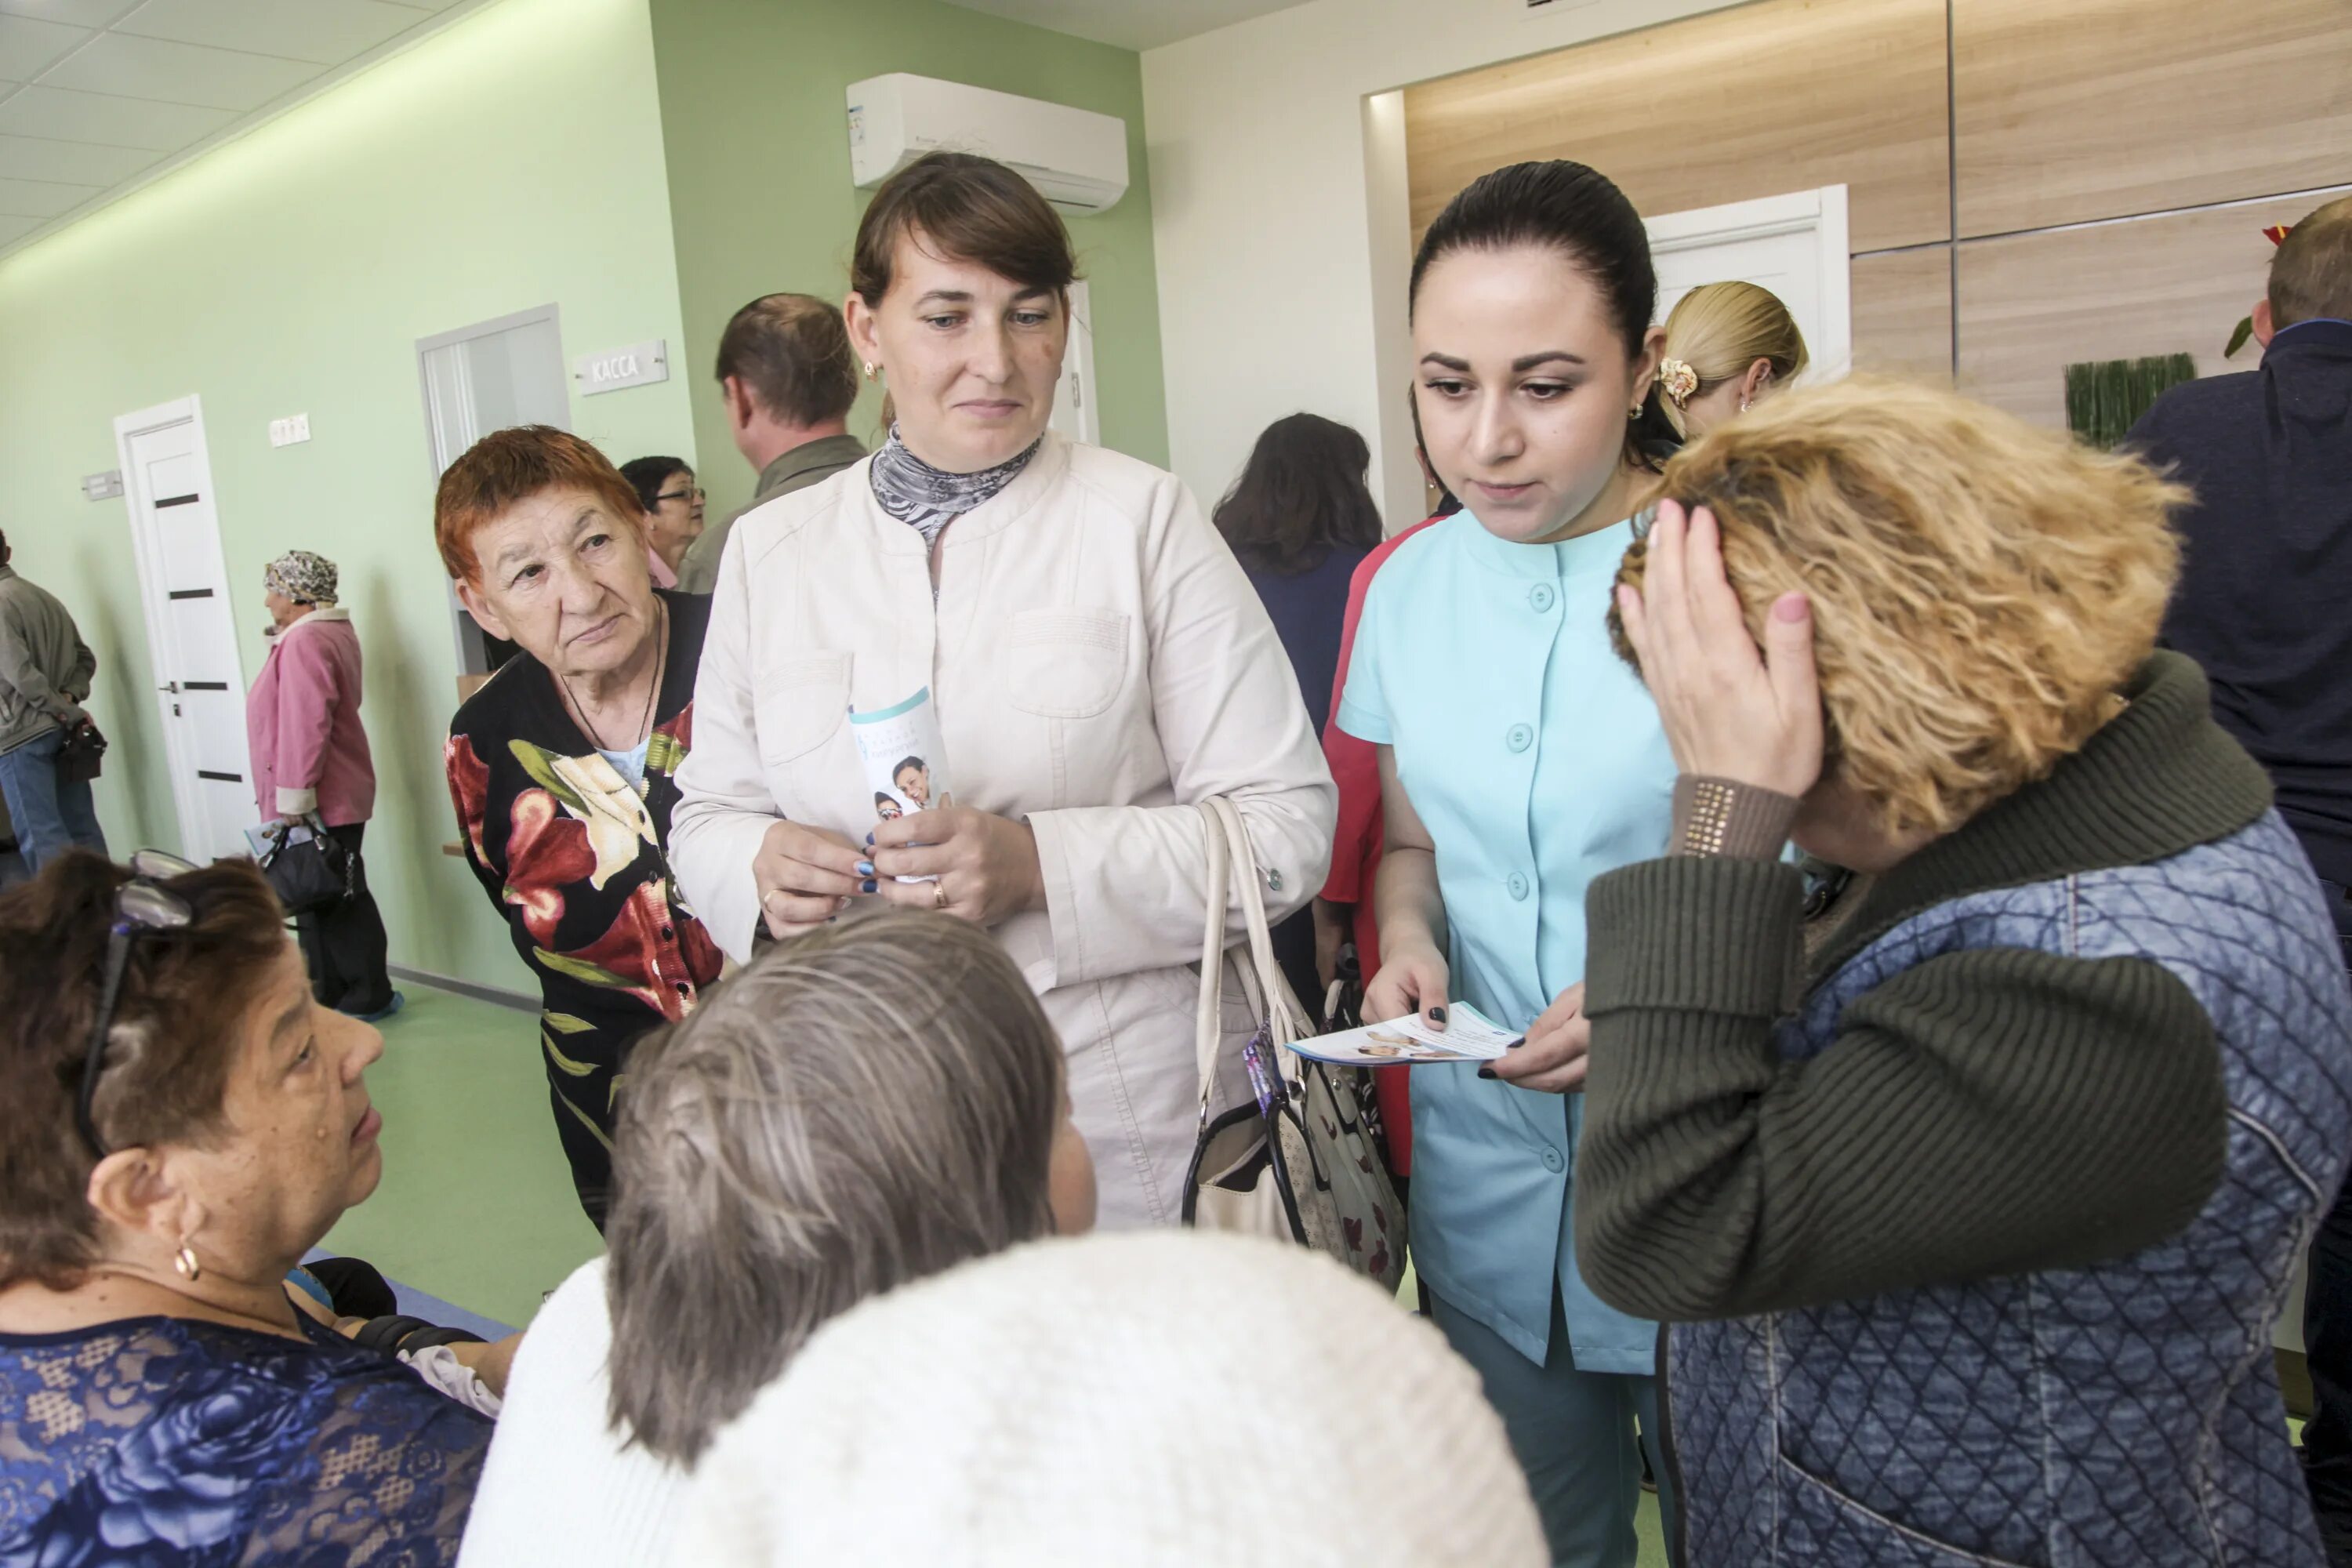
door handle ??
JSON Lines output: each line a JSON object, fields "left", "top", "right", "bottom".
{"left": 158, "top": 681, "right": 180, "bottom": 694}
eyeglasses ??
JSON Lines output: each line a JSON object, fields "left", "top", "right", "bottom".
{"left": 77, "top": 849, "right": 198, "bottom": 1159}
{"left": 654, "top": 487, "right": 705, "bottom": 506}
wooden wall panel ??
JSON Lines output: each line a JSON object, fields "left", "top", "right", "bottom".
{"left": 1403, "top": 0, "right": 1951, "bottom": 253}
{"left": 1954, "top": 0, "right": 2352, "bottom": 238}
{"left": 1954, "top": 190, "right": 2343, "bottom": 430}
{"left": 1850, "top": 249, "right": 1952, "bottom": 385}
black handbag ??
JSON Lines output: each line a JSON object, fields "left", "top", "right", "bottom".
{"left": 54, "top": 719, "right": 105, "bottom": 784}
{"left": 260, "top": 821, "right": 355, "bottom": 917}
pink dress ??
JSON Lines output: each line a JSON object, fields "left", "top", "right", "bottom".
{"left": 246, "top": 608, "right": 376, "bottom": 826}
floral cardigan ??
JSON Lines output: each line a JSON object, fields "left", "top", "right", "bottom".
{"left": 444, "top": 591, "right": 723, "bottom": 1226}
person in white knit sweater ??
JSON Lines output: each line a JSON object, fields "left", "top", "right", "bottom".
{"left": 671, "top": 1230, "right": 1548, "bottom": 1568}
{"left": 455, "top": 911, "right": 1098, "bottom": 1567}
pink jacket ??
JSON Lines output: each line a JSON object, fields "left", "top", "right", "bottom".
{"left": 246, "top": 607, "right": 376, "bottom": 826}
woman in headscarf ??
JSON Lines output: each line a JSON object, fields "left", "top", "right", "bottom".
{"left": 249, "top": 549, "right": 396, "bottom": 1020}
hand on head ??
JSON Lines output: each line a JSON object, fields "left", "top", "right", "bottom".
{"left": 1613, "top": 498, "right": 1822, "bottom": 800}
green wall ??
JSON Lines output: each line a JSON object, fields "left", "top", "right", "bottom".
{"left": 0, "top": 0, "right": 696, "bottom": 993}
{"left": 647, "top": 0, "right": 1170, "bottom": 523}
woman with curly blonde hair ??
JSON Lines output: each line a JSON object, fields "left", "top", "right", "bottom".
{"left": 1575, "top": 377, "right": 2352, "bottom": 1567}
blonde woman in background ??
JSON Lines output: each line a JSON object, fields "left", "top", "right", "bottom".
{"left": 1653, "top": 281, "right": 1808, "bottom": 438}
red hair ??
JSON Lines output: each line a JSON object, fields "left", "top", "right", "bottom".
{"left": 434, "top": 424, "right": 645, "bottom": 586}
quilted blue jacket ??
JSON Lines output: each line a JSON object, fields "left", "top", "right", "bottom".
{"left": 1582, "top": 655, "right": 2352, "bottom": 1566}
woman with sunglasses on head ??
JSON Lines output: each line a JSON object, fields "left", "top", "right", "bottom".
{"left": 0, "top": 851, "right": 490, "bottom": 1566}
{"left": 1337, "top": 161, "right": 1683, "bottom": 1566}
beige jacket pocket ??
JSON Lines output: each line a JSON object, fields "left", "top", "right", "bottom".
{"left": 754, "top": 652, "right": 852, "bottom": 766}
{"left": 1005, "top": 608, "right": 1130, "bottom": 720}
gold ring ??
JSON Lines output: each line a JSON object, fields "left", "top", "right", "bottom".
{"left": 932, "top": 880, "right": 948, "bottom": 910}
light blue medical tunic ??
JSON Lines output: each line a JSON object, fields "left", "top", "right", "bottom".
{"left": 1337, "top": 510, "right": 1675, "bottom": 1373}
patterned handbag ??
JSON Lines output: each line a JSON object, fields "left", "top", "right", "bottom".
{"left": 1179, "top": 796, "right": 1406, "bottom": 1291}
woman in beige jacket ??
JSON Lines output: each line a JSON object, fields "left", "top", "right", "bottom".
{"left": 669, "top": 151, "right": 1335, "bottom": 1227}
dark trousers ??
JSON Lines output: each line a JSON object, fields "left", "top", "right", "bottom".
{"left": 550, "top": 1073, "right": 613, "bottom": 1235}
{"left": 2304, "top": 875, "right": 2352, "bottom": 1563}
{"left": 297, "top": 822, "right": 392, "bottom": 1015}
{"left": 1270, "top": 906, "right": 1323, "bottom": 1025}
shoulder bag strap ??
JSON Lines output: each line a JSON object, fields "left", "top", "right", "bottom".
{"left": 1203, "top": 797, "right": 1312, "bottom": 1050}
{"left": 1193, "top": 798, "right": 1232, "bottom": 1112}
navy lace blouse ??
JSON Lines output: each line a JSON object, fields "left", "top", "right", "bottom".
{"left": 0, "top": 1313, "right": 490, "bottom": 1566}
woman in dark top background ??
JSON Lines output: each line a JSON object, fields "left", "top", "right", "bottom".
{"left": 1216, "top": 413, "right": 1385, "bottom": 729}
{"left": 1214, "top": 412, "right": 1385, "bottom": 1008}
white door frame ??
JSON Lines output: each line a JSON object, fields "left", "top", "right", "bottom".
{"left": 1646, "top": 185, "right": 1853, "bottom": 380}
{"left": 1051, "top": 278, "right": 1101, "bottom": 447}
{"left": 114, "top": 393, "right": 241, "bottom": 858}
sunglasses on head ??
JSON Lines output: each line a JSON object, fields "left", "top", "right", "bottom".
{"left": 76, "top": 850, "right": 200, "bottom": 1160}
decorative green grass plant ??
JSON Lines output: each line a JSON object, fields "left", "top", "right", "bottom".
{"left": 2063, "top": 354, "right": 2198, "bottom": 449}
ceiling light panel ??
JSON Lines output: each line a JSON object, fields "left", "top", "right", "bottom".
{"left": 0, "top": 12, "right": 88, "bottom": 77}
{"left": 0, "top": 82, "right": 238, "bottom": 148}
{"left": 0, "top": 172, "right": 100, "bottom": 213}
{"left": 114, "top": 0, "right": 420, "bottom": 70}
{"left": 0, "top": 1, "right": 133, "bottom": 29}
{"left": 39, "top": 29, "right": 321, "bottom": 110}
{"left": 0, "top": 129, "right": 154, "bottom": 182}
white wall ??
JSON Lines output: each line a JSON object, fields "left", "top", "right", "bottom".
{"left": 1142, "top": 0, "right": 1742, "bottom": 529}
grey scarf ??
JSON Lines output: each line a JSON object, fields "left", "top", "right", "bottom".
{"left": 868, "top": 425, "right": 1041, "bottom": 546}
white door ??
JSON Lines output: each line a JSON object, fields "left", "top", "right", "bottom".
{"left": 1048, "top": 279, "right": 1101, "bottom": 448}
{"left": 416, "top": 305, "right": 570, "bottom": 674}
{"left": 114, "top": 396, "right": 252, "bottom": 862}
{"left": 1646, "top": 186, "right": 1853, "bottom": 383}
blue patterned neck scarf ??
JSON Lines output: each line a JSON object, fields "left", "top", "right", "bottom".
{"left": 867, "top": 426, "right": 1041, "bottom": 546}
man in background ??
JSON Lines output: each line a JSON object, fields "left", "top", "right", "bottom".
{"left": 673, "top": 292, "right": 866, "bottom": 593}
{"left": 2128, "top": 193, "right": 2352, "bottom": 1561}
{"left": 0, "top": 529, "right": 106, "bottom": 870}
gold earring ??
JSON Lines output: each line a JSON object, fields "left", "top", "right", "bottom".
{"left": 174, "top": 1244, "right": 200, "bottom": 1282}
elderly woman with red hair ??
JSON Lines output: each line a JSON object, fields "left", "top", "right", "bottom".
{"left": 437, "top": 425, "right": 724, "bottom": 1230}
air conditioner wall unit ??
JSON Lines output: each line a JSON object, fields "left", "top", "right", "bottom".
{"left": 846, "top": 73, "right": 1131, "bottom": 216}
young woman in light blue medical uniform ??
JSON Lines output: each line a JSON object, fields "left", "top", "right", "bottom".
{"left": 1338, "top": 161, "right": 1684, "bottom": 1567}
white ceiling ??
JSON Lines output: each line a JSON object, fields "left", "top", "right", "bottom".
{"left": 942, "top": 0, "right": 1313, "bottom": 53}
{"left": 0, "top": 0, "right": 481, "bottom": 259}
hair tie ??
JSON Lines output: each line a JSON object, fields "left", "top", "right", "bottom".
{"left": 1659, "top": 358, "right": 1700, "bottom": 408}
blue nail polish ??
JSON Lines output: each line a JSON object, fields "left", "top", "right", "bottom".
{"left": 856, "top": 860, "right": 875, "bottom": 877}
{"left": 861, "top": 879, "right": 877, "bottom": 895}
{"left": 864, "top": 832, "right": 876, "bottom": 848}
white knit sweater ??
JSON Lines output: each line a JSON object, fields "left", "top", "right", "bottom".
{"left": 456, "top": 1258, "right": 684, "bottom": 1568}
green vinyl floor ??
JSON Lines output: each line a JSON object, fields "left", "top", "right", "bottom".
{"left": 319, "top": 981, "right": 602, "bottom": 1329}
{"left": 326, "top": 981, "right": 1670, "bottom": 1563}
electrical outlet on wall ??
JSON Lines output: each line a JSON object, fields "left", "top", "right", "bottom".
{"left": 268, "top": 413, "right": 311, "bottom": 447}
